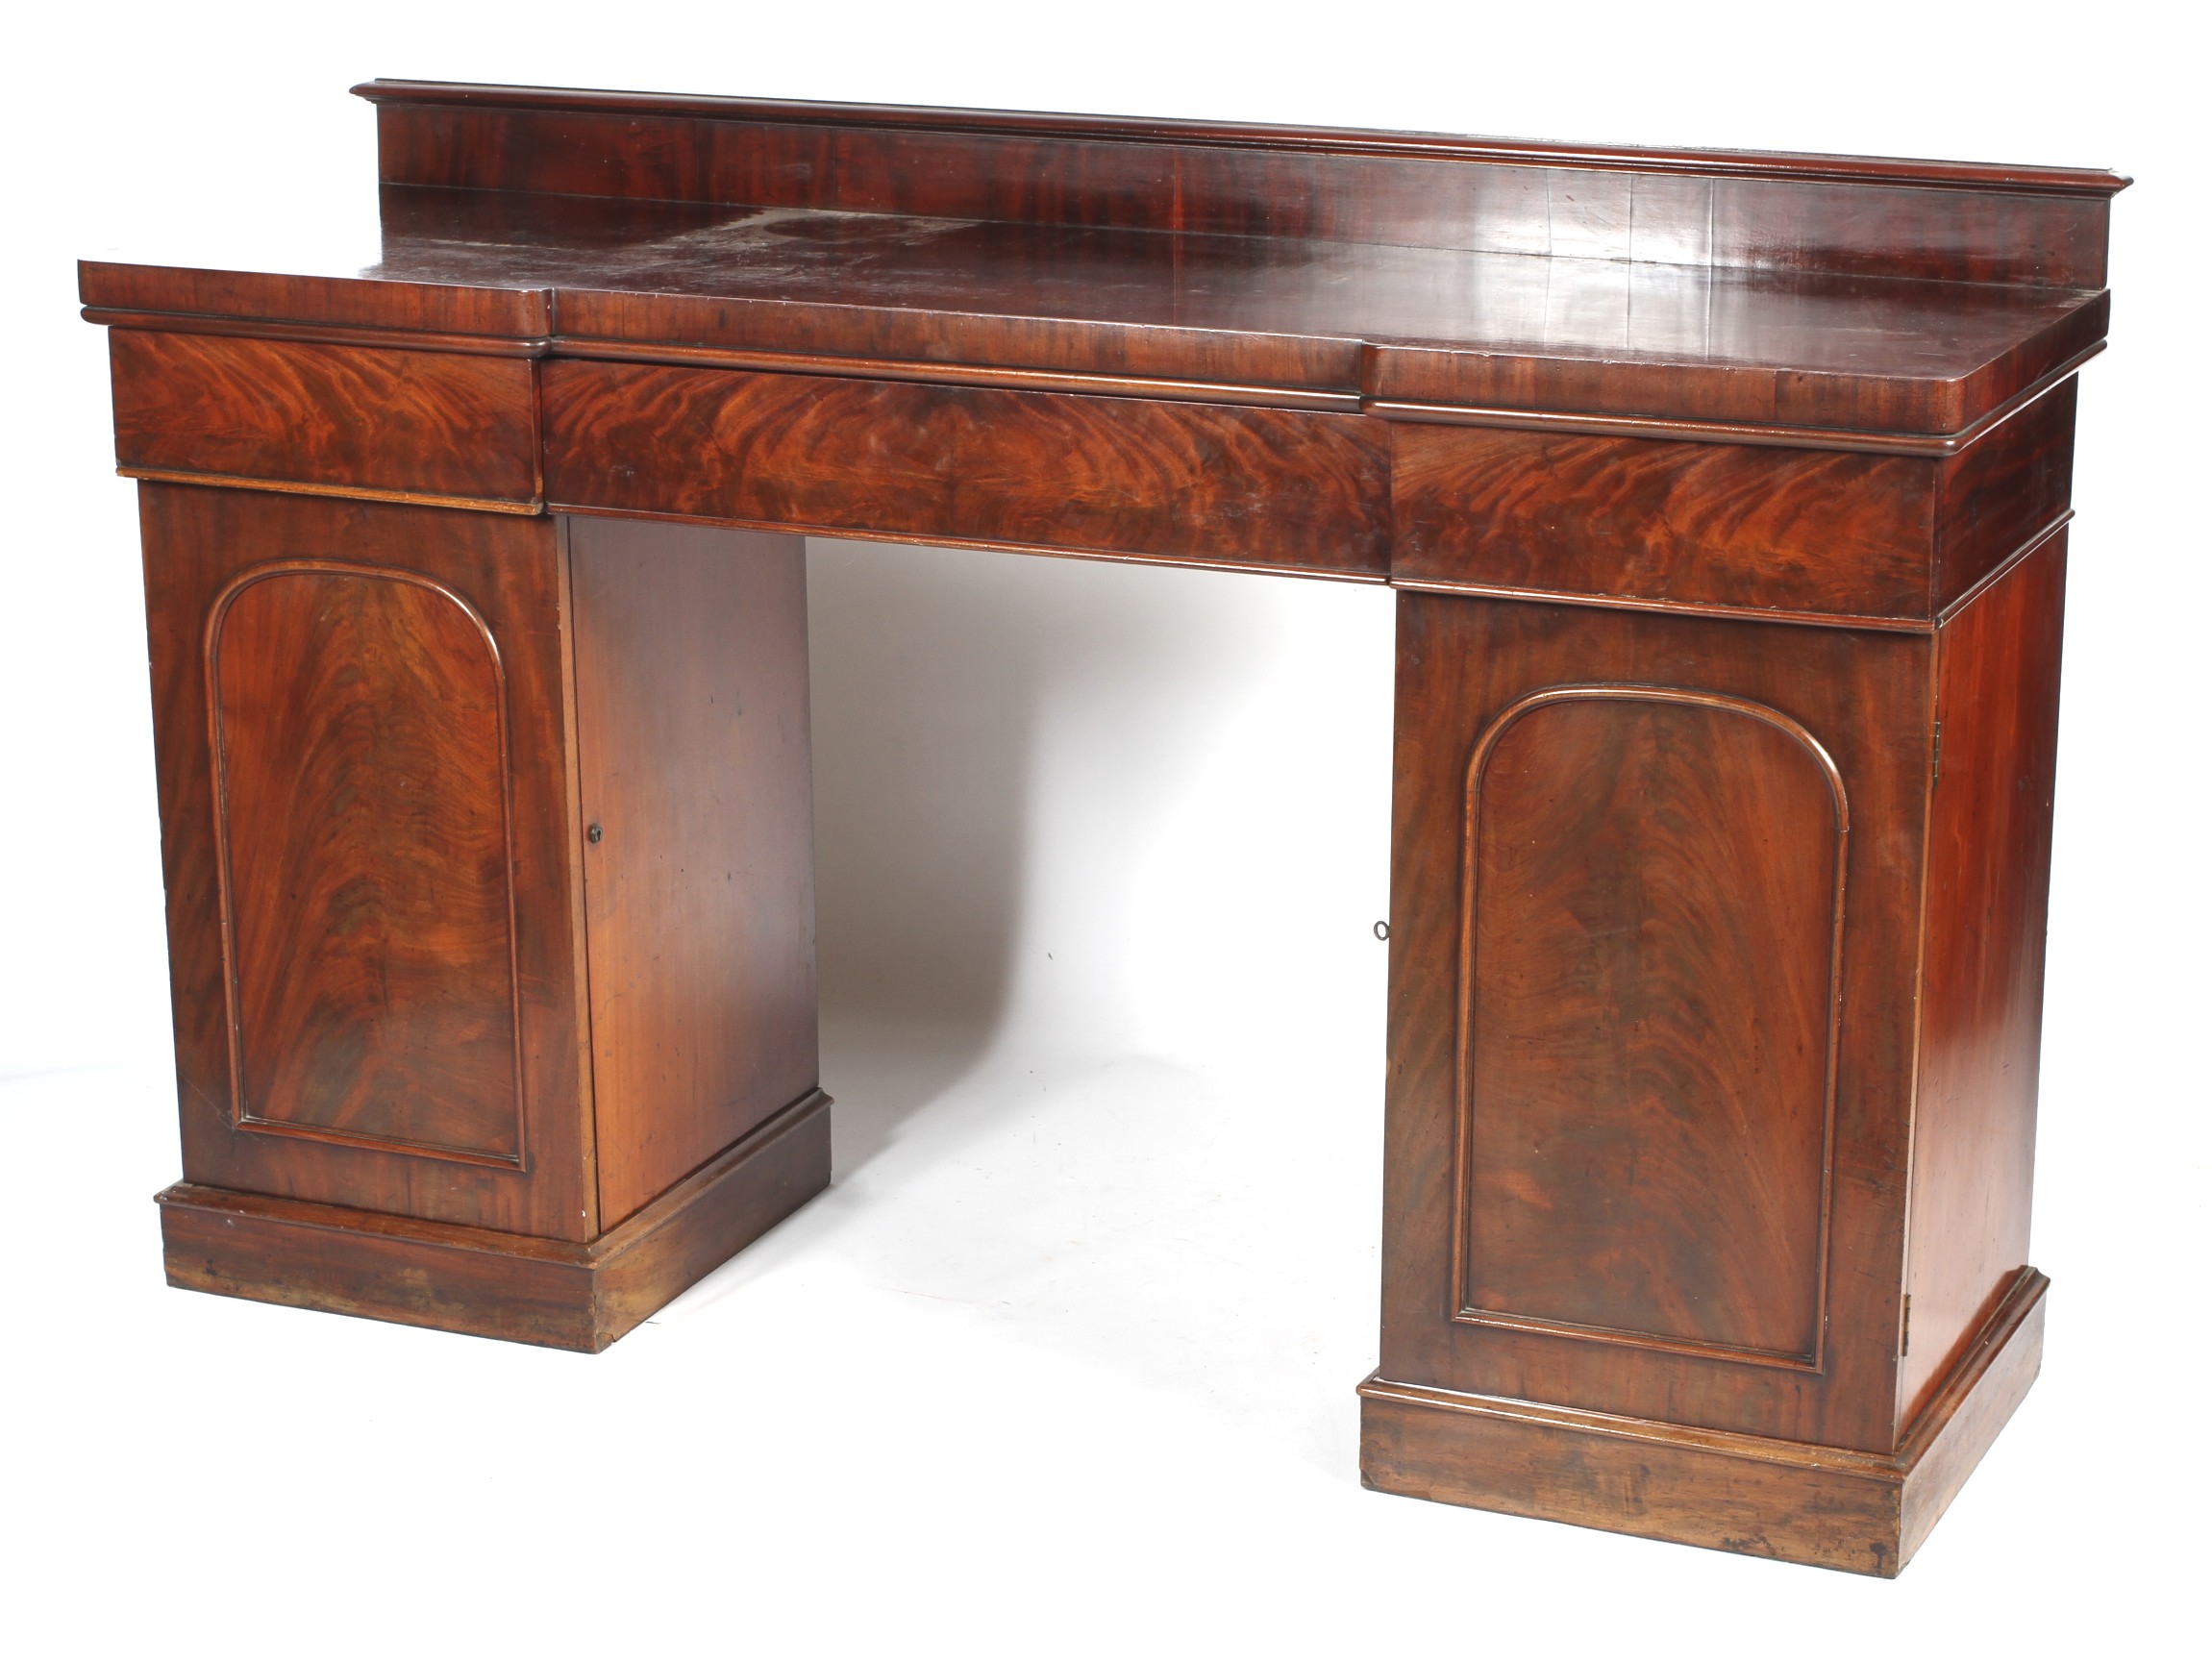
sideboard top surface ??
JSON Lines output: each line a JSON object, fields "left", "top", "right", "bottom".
{"left": 79, "top": 81, "right": 2125, "bottom": 441}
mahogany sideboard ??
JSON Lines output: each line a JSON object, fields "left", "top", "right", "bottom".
{"left": 83, "top": 79, "right": 2125, "bottom": 1575}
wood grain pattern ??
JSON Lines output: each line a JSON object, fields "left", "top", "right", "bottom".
{"left": 92, "top": 83, "right": 2112, "bottom": 1566}
{"left": 1360, "top": 1377, "right": 1907, "bottom": 1574}
{"left": 1360, "top": 1268, "right": 2047, "bottom": 1576}
{"left": 138, "top": 484, "right": 595, "bottom": 1239}
{"left": 84, "top": 85, "right": 2121, "bottom": 443}
{"left": 1455, "top": 689, "right": 1845, "bottom": 1367}
{"left": 360, "top": 83, "right": 2123, "bottom": 285}
{"left": 110, "top": 330, "right": 540, "bottom": 506}
{"left": 591, "top": 1089, "right": 830, "bottom": 1339}
{"left": 84, "top": 308, "right": 553, "bottom": 359}
{"left": 1385, "top": 591, "right": 1929, "bottom": 1451}
{"left": 1391, "top": 422, "right": 1936, "bottom": 619}
{"left": 568, "top": 519, "right": 820, "bottom": 1226}
{"left": 1934, "top": 378, "right": 2076, "bottom": 611}
{"left": 1902, "top": 536, "right": 2067, "bottom": 1424}
{"left": 115, "top": 469, "right": 546, "bottom": 517}
{"left": 158, "top": 1088, "right": 832, "bottom": 1350}
{"left": 1364, "top": 346, "right": 2100, "bottom": 459}
{"left": 1895, "top": 1270, "right": 2049, "bottom": 1561}
{"left": 516, "top": 211, "right": 2101, "bottom": 436}
{"left": 550, "top": 335, "right": 1361, "bottom": 412}
{"left": 359, "top": 81, "right": 2127, "bottom": 193}
{"left": 541, "top": 362, "right": 1392, "bottom": 577}
{"left": 1364, "top": 289, "right": 2108, "bottom": 436}
{"left": 79, "top": 261, "right": 551, "bottom": 337}
{"left": 209, "top": 563, "right": 523, "bottom": 1165}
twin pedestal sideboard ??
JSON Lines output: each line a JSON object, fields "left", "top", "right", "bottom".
{"left": 84, "top": 80, "right": 2125, "bottom": 1574}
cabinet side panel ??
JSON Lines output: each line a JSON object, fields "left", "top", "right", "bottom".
{"left": 1903, "top": 534, "right": 2066, "bottom": 1424}
{"left": 567, "top": 519, "right": 820, "bottom": 1226}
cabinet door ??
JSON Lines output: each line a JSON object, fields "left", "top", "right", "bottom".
{"left": 1382, "top": 592, "right": 1929, "bottom": 1452}
{"left": 140, "top": 484, "right": 595, "bottom": 1240}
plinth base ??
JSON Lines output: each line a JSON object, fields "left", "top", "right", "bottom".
{"left": 1358, "top": 1268, "right": 2047, "bottom": 1575}
{"left": 157, "top": 1089, "right": 832, "bottom": 1351}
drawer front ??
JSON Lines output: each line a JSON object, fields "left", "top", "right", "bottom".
{"left": 1392, "top": 423, "right": 1938, "bottom": 621}
{"left": 541, "top": 361, "right": 1393, "bottom": 578}
{"left": 110, "top": 330, "right": 540, "bottom": 508}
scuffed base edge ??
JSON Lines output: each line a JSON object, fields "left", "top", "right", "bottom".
{"left": 1358, "top": 1267, "right": 2047, "bottom": 1576}
{"left": 158, "top": 1088, "right": 832, "bottom": 1352}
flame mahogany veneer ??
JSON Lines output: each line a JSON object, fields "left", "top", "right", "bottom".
{"left": 83, "top": 80, "right": 2125, "bottom": 1574}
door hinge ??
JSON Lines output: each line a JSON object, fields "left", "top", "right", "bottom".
{"left": 1901, "top": 1294, "right": 1913, "bottom": 1356}
{"left": 1930, "top": 722, "right": 1943, "bottom": 784}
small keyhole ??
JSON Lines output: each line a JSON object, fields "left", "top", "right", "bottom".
{"left": 586, "top": 822, "right": 604, "bottom": 845}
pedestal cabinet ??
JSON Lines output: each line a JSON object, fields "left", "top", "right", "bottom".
{"left": 1364, "top": 535, "right": 2066, "bottom": 1573}
{"left": 143, "top": 484, "right": 828, "bottom": 1349}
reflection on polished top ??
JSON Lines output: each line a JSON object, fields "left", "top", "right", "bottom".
{"left": 379, "top": 188, "right": 2102, "bottom": 401}
{"left": 79, "top": 80, "right": 2126, "bottom": 440}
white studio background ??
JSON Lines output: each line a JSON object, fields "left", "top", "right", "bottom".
{"left": 1, "top": 4, "right": 2202, "bottom": 1653}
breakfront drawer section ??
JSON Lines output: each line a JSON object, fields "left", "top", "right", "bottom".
{"left": 109, "top": 330, "right": 542, "bottom": 509}
{"left": 539, "top": 361, "right": 1393, "bottom": 578}
{"left": 1388, "top": 384, "right": 2075, "bottom": 623}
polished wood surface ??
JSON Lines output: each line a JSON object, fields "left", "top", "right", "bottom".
{"left": 140, "top": 484, "right": 596, "bottom": 1238}
{"left": 79, "top": 81, "right": 2125, "bottom": 444}
{"left": 1458, "top": 689, "right": 1844, "bottom": 1367}
{"left": 1393, "top": 373, "right": 2077, "bottom": 625}
{"left": 160, "top": 1089, "right": 832, "bottom": 1351}
{"left": 1904, "top": 536, "right": 2067, "bottom": 1421}
{"left": 1934, "top": 379, "right": 2077, "bottom": 609}
{"left": 1384, "top": 592, "right": 1930, "bottom": 1452}
{"left": 82, "top": 259, "right": 552, "bottom": 339}
{"left": 568, "top": 519, "right": 820, "bottom": 1226}
{"left": 83, "top": 180, "right": 2105, "bottom": 434}
{"left": 109, "top": 329, "right": 540, "bottom": 508}
{"left": 543, "top": 362, "right": 1392, "bottom": 577}
{"left": 85, "top": 80, "right": 2116, "bottom": 1574}
{"left": 1359, "top": 1267, "right": 2047, "bottom": 1576}
{"left": 1393, "top": 424, "right": 1936, "bottom": 622}
{"left": 360, "top": 80, "right": 2122, "bottom": 285}
{"left": 210, "top": 560, "right": 525, "bottom": 1165}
